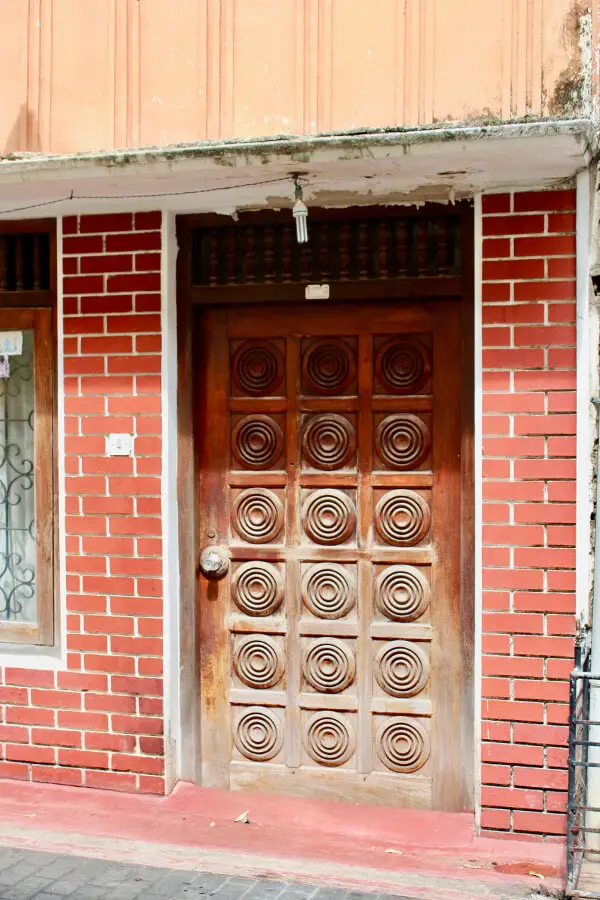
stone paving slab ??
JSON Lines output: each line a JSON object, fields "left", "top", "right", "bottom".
{"left": 0, "top": 847, "right": 412, "bottom": 900}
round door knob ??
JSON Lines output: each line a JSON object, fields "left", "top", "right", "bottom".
{"left": 199, "top": 545, "right": 230, "bottom": 580}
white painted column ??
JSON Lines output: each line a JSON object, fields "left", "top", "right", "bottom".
{"left": 576, "top": 169, "right": 600, "bottom": 842}
{"left": 161, "top": 210, "right": 182, "bottom": 792}
{"left": 576, "top": 170, "right": 593, "bottom": 633}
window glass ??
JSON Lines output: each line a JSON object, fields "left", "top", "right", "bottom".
{"left": 0, "top": 329, "right": 36, "bottom": 625}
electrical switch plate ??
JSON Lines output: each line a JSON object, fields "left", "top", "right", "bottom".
{"left": 107, "top": 433, "right": 134, "bottom": 457}
{"left": 305, "top": 284, "right": 330, "bottom": 300}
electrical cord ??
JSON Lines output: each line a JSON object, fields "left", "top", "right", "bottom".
{"left": 0, "top": 176, "right": 299, "bottom": 217}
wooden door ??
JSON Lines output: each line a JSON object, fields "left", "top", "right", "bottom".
{"left": 196, "top": 299, "right": 463, "bottom": 810}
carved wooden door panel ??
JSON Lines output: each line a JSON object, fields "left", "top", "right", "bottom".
{"left": 196, "top": 300, "right": 462, "bottom": 810}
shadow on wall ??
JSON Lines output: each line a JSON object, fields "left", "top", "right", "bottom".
{"left": 1, "top": 104, "right": 40, "bottom": 157}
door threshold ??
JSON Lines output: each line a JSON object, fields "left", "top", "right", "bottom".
{"left": 167, "top": 782, "right": 475, "bottom": 849}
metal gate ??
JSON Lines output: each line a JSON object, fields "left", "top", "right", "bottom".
{"left": 567, "top": 637, "right": 600, "bottom": 898}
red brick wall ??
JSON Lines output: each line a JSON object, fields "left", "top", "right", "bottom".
{"left": 0, "top": 196, "right": 580, "bottom": 838}
{"left": 0, "top": 211, "right": 165, "bottom": 794}
{"left": 480, "top": 189, "right": 577, "bottom": 838}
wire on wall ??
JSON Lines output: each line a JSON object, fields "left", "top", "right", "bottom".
{"left": 0, "top": 176, "right": 302, "bottom": 218}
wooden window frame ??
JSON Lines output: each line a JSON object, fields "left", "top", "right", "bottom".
{"left": 0, "top": 219, "right": 56, "bottom": 647}
{"left": 0, "top": 308, "right": 54, "bottom": 646}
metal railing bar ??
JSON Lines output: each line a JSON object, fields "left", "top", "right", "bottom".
{"left": 567, "top": 640, "right": 595, "bottom": 897}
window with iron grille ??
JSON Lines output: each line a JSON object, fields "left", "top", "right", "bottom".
{"left": 0, "top": 225, "right": 55, "bottom": 647}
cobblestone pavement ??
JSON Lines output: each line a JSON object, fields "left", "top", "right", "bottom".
{"left": 0, "top": 846, "right": 411, "bottom": 900}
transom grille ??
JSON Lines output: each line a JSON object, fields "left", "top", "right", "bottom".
{"left": 0, "top": 234, "right": 51, "bottom": 292}
{"left": 191, "top": 213, "right": 462, "bottom": 288}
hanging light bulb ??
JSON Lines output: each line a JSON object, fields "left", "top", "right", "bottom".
{"left": 292, "top": 177, "right": 309, "bottom": 244}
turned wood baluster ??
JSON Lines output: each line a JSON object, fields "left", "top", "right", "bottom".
{"left": 14, "top": 236, "right": 24, "bottom": 290}
{"left": 0, "top": 237, "right": 7, "bottom": 291}
{"left": 33, "top": 234, "right": 42, "bottom": 290}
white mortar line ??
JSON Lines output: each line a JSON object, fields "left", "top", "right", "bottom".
{"left": 473, "top": 192, "right": 483, "bottom": 832}
{"left": 161, "top": 210, "right": 181, "bottom": 791}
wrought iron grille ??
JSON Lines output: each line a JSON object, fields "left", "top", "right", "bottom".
{"left": 567, "top": 638, "right": 600, "bottom": 898}
{"left": 0, "top": 330, "right": 36, "bottom": 624}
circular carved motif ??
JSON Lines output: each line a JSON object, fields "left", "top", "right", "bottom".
{"left": 374, "top": 641, "right": 429, "bottom": 697}
{"left": 302, "top": 339, "right": 356, "bottom": 395}
{"left": 302, "top": 563, "right": 356, "bottom": 619}
{"left": 232, "top": 341, "right": 284, "bottom": 396}
{"left": 375, "top": 566, "right": 430, "bottom": 622}
{"left": 304, "top": 712, "right": 355, "bottom": 767}
{"left": 374, "top": 491, "right": 430, "bottom": 546}
{"left": 232, "top": 489, "right": 284, "bottom": 544}
{"left": 302, "top": 490, "right": 356, "bottom": 545}
{"left": 232, "top": 562, "right": 284, "bottom": 617}
{"left": 234, "top": 636, "right": 284, "bottom": 689}
{"left": 376, "top": 718, "right": 430, "bottom": 773}
{"left": 302, "top": 639, "right": 355, "bottom": 693}
{"left": 234, "top": 707, "right": 283, "bottom": 761}
{"left": 232, "top": 415, "right": 284, "bottom": 470}
{"left": 375, "top": 414, "right": 429, "bottom": 470}
{"left": 302, "top": 414, "right": 356, "bottom": 470}
{"left": 376, "top": 338, "right": 431, "bottom": 395}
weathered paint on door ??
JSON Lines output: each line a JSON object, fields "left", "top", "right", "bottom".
{"left": 196, "top": 298, "right": 463, "bottom": 810}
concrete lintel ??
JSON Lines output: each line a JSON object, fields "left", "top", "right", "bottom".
{"left": 0, "top": 118, "right": 595, "bottom": 173}
{"left": 0, "top": 119, "right": 593, "bottom": 218}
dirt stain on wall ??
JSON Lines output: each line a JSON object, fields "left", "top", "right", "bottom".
{"left": 549, "top": 2, "right": 592, "bottom": 116}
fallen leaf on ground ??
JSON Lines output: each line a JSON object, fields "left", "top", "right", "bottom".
{"left": 528, "top": 872, "right": 545, "bottom": 880}
{"left": 461, "top": 863, "right": 482, "bottom": 869}
{"left": 384, "top": 849, "right": 404, "bottom": 856}
{"left": 234, "top": 810, "right": 250, "bottom": 823}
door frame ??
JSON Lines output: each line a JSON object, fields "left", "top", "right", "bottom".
{"left": 175, "top": 204, "right": 475, "bottom": 810}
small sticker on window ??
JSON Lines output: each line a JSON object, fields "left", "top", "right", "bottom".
{"left": 0, "top": 331, "right": 23, "bottom": 356}
{"left": 0, "top": 355, "right": 10, "bottom": 378}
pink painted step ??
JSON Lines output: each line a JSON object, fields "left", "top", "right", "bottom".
{"left": 165, "top": 782, "right": 475, "bottom": 849}
{"left": 0, "top": 778, "right": 565, "bottom": 897}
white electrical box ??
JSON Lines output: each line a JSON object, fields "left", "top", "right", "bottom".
{"left": 107, "top": 433, "right": 134, "bottom": 457}
{"left": 305, "top": 284, "right": 330, "bottom": 300}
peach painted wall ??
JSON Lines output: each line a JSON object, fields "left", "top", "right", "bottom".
{"left": 0, "top": 0, "right": 592, "bottom": 156}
